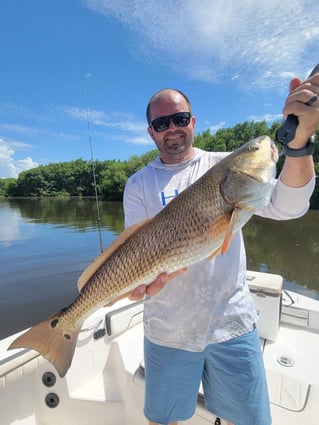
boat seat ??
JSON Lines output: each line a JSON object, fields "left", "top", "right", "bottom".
{"left": 105, "top": 300, "right": 144, "bottom": 337}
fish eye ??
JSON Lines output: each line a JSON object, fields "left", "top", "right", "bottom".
{"left": 248, "top": 142, "right": 259, "bottom": 152}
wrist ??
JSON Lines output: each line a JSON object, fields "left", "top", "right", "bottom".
{"left": 284, "top": 135, "right": 315, "bottom": 157}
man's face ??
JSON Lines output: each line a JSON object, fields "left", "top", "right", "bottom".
{"left": 147, "top": 91, "right": 196, "bottom": 164}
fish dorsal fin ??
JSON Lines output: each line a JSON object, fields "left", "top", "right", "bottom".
{"left": 221, "top": 209, "right": 237, "bottom": 255}
{"left": 77, "top": 219, "right": 151, "bottom": 291}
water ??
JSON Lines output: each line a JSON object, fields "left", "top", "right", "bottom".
{"left": 0, "top": 198, "right": 318, "bottom": 340}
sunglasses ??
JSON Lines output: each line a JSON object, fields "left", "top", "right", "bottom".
{"left": 150, "top": 112, "right": 191, "bottom": 133}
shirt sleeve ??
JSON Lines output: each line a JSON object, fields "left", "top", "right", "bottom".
{"left": 123, "top": 175, "right": 149, "bottom": 228}
{"left": 257, "top": 176, "right": 315, "bottom": 220}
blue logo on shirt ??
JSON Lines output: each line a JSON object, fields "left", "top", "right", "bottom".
{"left": 160, "top": 189, "right": 179, "bottom": 206}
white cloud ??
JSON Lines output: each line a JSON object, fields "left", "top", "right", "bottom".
{"left": 247, "top": 113, "right": 283, "bottom": 123}
{"left": 62, "top": 106, "right": 149, "bottom": 144}
{"left": 208, "top": 122, "right": 226, "bottom": 134}
{"left": 0, "top": 123, "right": 37, "bottom": 134}
{"left": 0, "top": 138, "right": 38, "bottom": 178}
{"left": 113, "top": 134, "right": 152, "bottom": 146}
{"left": 127, "top": 136, "right": 152, "bottom": 145}
{"left": 84, "top": 0, "right": 319, "bottom": 91}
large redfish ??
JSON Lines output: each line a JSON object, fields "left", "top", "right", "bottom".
{"left": 9, "top": 135, "right": 278, "bottom": 377}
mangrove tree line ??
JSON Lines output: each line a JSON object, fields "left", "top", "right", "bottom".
{"left": 1, "top": 121, "right": 319, "bottom": 208}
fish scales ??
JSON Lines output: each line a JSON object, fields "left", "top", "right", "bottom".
{"left": 8, "top": 135, "right": 278, "bottom": 377}
{"left": 87, "top": 182, "right": 228, "bottom": 299}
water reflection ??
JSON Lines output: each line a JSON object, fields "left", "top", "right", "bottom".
{"left": 0, "top": 202, "right": 25, "bottom": 246}
{"left": 243, "top": 211, "right": 319, "bottom": 298}
{"left": 7, "top": 197, "right": 124, "bottom": 234}
{"left": 0, "top": 198, "right": 125, "bottom": 338}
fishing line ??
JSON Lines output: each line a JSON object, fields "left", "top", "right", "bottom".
{"left": 84, "top": 83, "right": 104, "bottom": 253}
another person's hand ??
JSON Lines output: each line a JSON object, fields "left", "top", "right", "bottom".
{"left": 129, "top": 268, "right": 187, "bottom": 301}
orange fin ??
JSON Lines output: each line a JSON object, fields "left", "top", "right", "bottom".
{"left": 78, "top": 219, "right": 151, "bottom": 291}
{"left": 221, "top": 209, "right": 237, "bottom": 254}
{"left": 207, "top": 247, "right": 222, "bottom": 261}
{"left": 165, "top": 268, "right": 187, "bottom": 282}
{"left": 8, "top": 314, "right": 81, "bottom": 378}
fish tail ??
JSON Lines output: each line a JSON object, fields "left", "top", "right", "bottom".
{"left": 8, "top": 315, "right": 81, "bottom": 378}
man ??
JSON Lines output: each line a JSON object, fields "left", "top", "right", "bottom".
{"left": 123, "top": 74, "right": 319, "bottom": 425}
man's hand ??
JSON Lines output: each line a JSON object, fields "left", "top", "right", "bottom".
{"left": 279, "top": 72, "right": 319, "bottom": 188}
{"left": 129, "top": 268, "right": 187, "bottom": 301}
{"left": 283, "top": 73, "right": 319, "bottom": 146}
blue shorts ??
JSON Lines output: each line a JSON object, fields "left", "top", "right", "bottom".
{"left": 144, "top": 328, "right": 271, "bottom": 425}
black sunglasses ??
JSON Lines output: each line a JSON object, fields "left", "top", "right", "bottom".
{"left": 150, "top": 112, "right": 191, "bottom": 133}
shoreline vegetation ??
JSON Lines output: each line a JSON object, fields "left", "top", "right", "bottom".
{"left": 1, "top": 121, "right": 319, "bottom": 208}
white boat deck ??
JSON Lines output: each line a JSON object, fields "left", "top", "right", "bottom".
{"left": 0, "top": 271, "right": 319, "bottom": 425}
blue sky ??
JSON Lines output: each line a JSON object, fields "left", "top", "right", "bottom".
{"left": 1, "top": 0, "right": 319, "bottom": 178}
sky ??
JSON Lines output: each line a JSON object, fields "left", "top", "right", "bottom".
{"left": 1, "top": 0, "right": 319, "bottom": 178}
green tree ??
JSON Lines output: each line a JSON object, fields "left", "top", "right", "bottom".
{"left": 100, "top": 161, "right": 127, "bottom": 201}
{"left": 2, "top": 120, "right": 319, "bottom": 207}
{"left": 0, "top": 178, "right": 16, "bottom": 196}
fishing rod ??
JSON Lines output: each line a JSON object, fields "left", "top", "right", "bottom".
{"left": 85, "top": 102, "right": 104, "bottom": 254}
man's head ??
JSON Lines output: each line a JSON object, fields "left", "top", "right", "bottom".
{"left": 146, "top": 89, "right": 196, "bottom": 164}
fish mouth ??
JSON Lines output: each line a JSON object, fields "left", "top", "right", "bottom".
{"left": 255, "top": 136, "right": 278, "bottom": 164}
{"left": 271, "top": 140, "right": 279, "bottom": 163}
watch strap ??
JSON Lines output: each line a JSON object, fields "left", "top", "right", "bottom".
{"left": 283, "top": 136, "right": 315, "bottom": 157}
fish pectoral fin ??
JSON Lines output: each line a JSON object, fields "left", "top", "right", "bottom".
{"left": 207, "top": 247, "right": 222, "bottom": 261}
{"left": 165, "top": 268, "right": 187, "bottom": 281}
{"left": 221, "top": 209, "right": 237, "bottom": 255}
{"left": 77, "top": 219, "right": 152, "bottom": 291}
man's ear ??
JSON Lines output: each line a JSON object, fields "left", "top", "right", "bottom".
{"left": 147, "top": 126, "right": 155, "bottom": 140}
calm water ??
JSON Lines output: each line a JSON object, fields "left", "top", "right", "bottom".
{"left": 0, "top": 198, "right": 318, "bottom": 339}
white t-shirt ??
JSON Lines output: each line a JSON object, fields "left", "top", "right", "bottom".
{"left": 123, "top": 148, "right": 315, "bottom": 351}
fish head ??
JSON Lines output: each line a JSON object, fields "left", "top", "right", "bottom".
{"left": 221, "top": 135, "right": 278, "bottom": 211}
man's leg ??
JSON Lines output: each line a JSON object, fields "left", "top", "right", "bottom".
{"left": 203, "top": 328, "right": 271, "bottom": 425}
{"left": 144, "top": 338, "right": 204, "bottom": 424}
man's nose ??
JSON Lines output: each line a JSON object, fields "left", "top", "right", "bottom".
{"left": 167, "top": 118, "right": 177, "bottom": 129}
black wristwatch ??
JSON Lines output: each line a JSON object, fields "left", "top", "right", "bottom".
{"left": 283, "top": 135, "right": 315, "bottom": 157}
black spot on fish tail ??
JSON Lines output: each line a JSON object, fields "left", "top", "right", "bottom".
{"left": 64, "top": 333, "right": 71, "bottom": 340}
{"left": 50, "top": 318, "right": 59, "bottom": 328}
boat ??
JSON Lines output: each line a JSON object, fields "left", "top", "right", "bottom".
{"left": 0, "top": 270, "right": 319, "bottom": 425}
